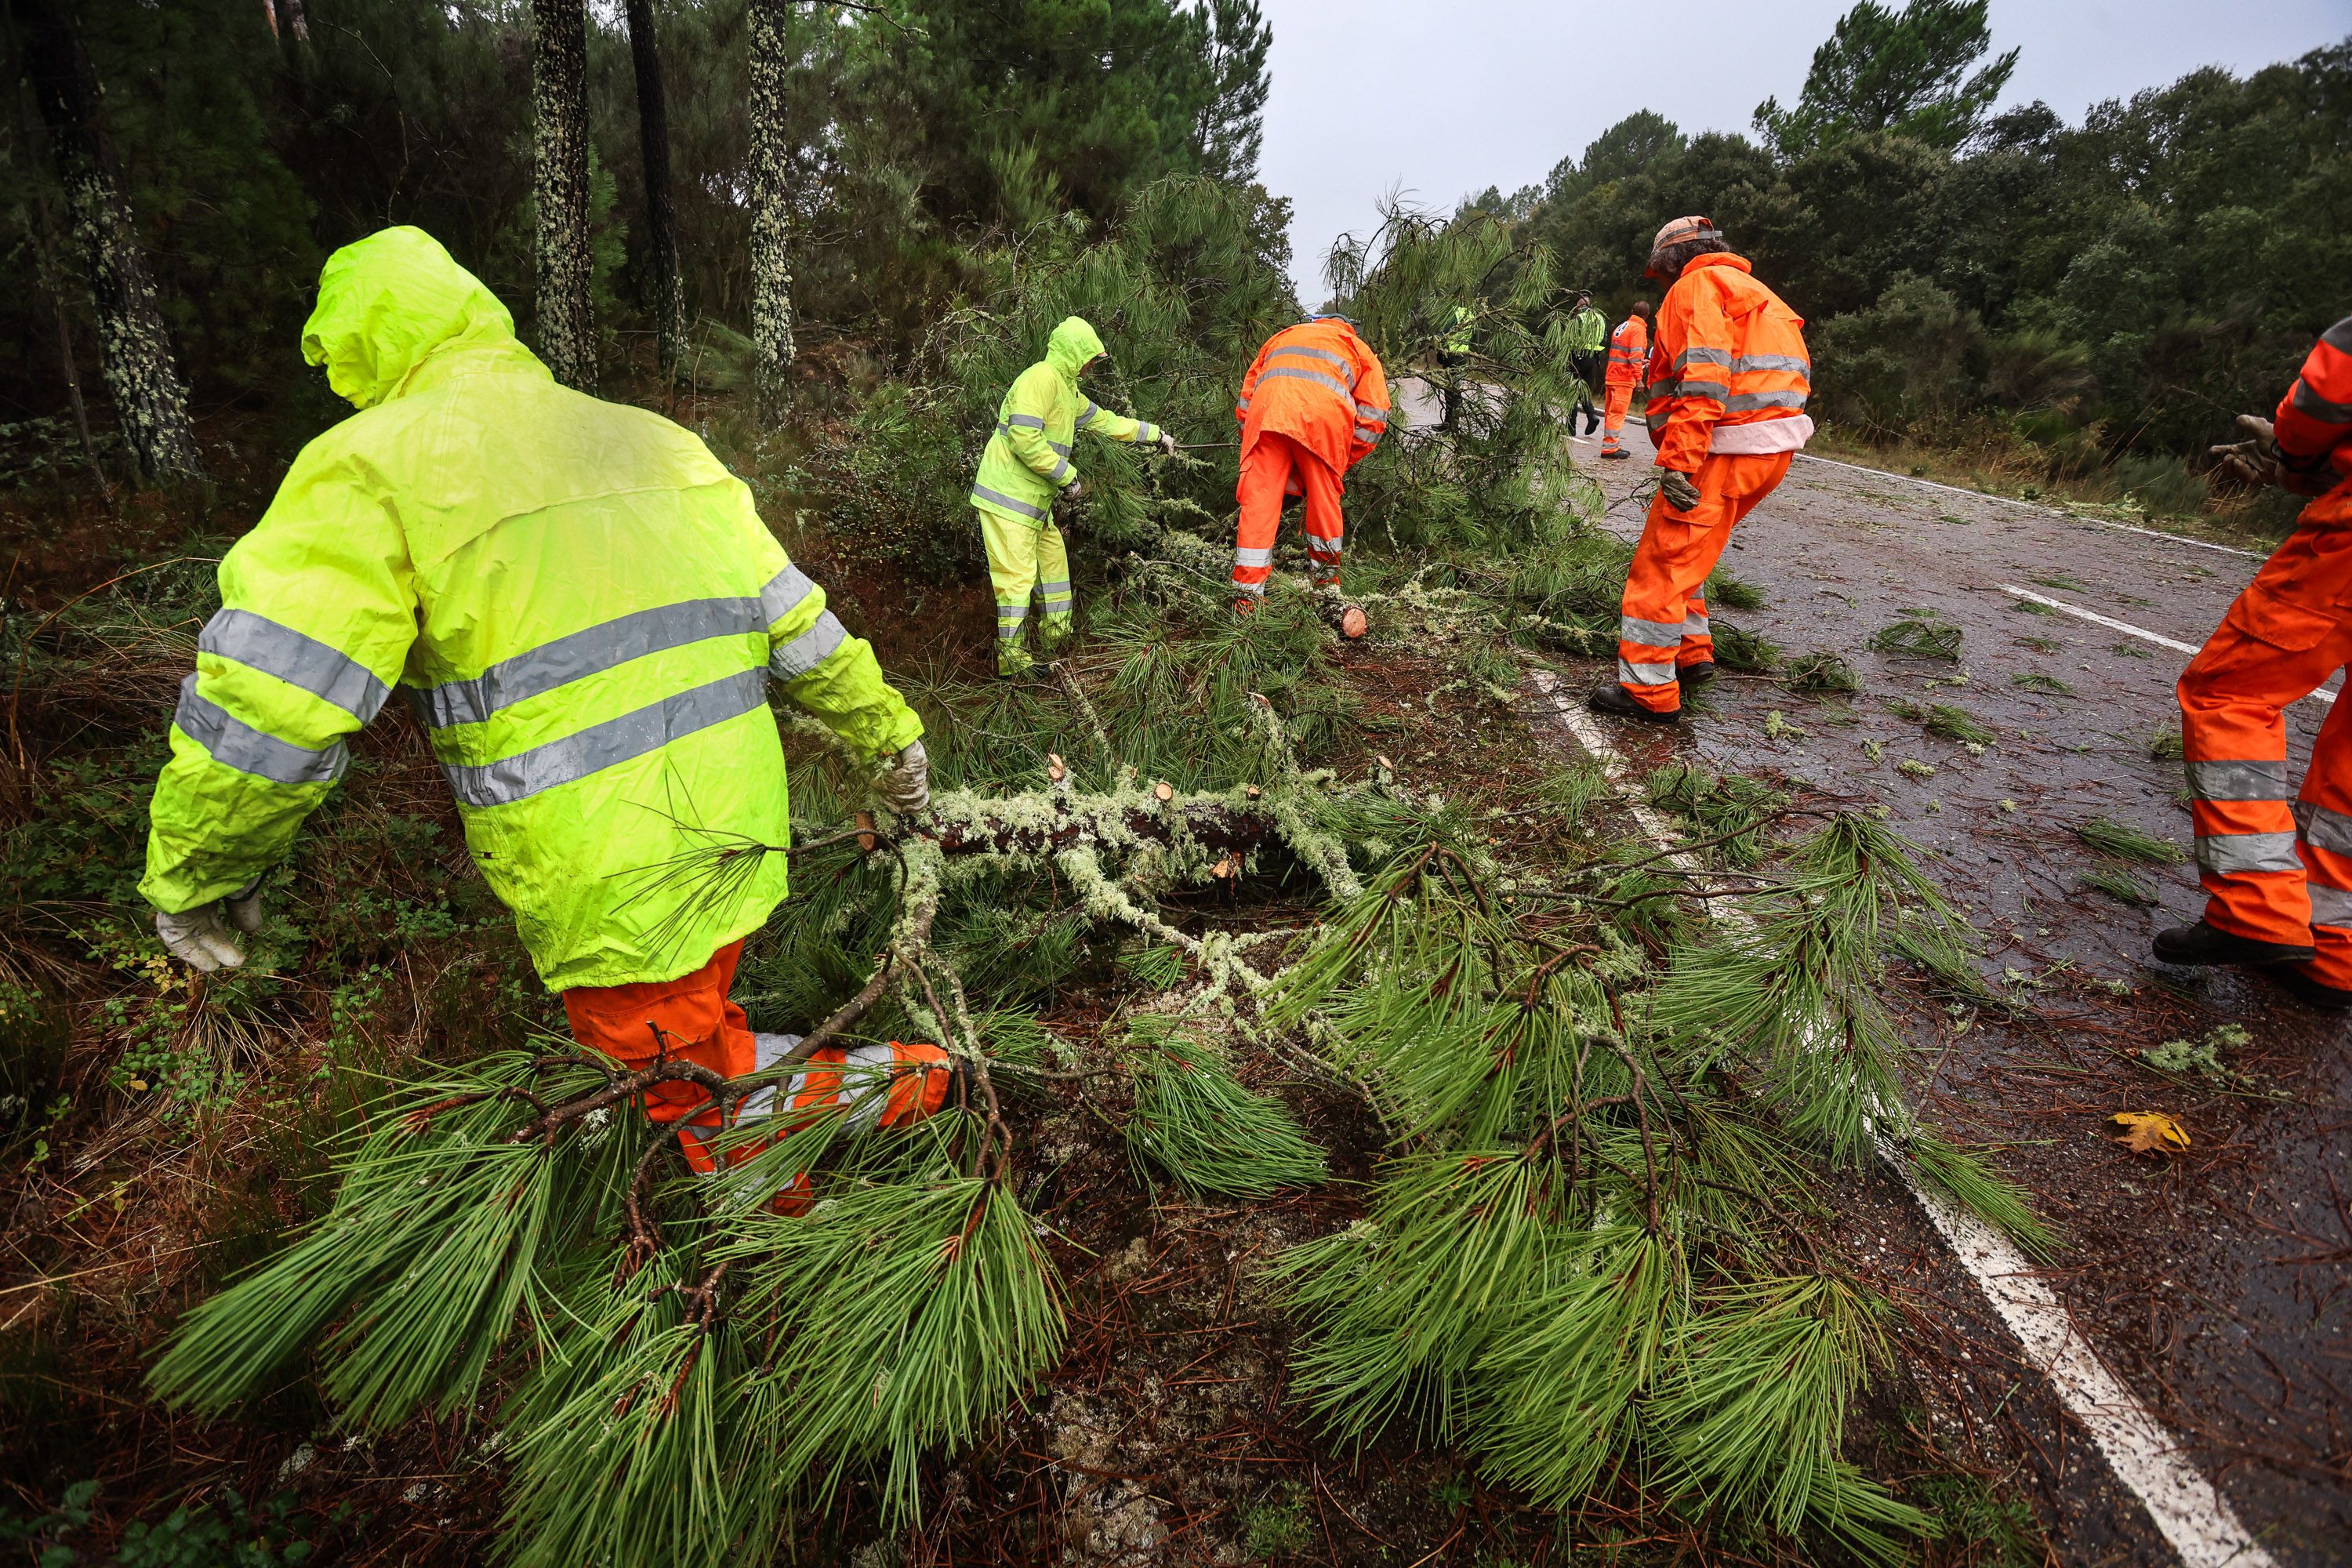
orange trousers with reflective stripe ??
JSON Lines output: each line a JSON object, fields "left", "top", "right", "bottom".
{"left": 1616, "top": 452, "right": 1790, "bottom": 712}
{"left": 1235, "top": 431, "right": 1345, "bottom": 593}
{"left": 2178, "top": 507, "right": 2352, "bottom": 979}
{"left": 562, "top": 939, "right": 951, "bottom": 1178}
{"left": 1600, "top": 383, "right": 1635, "bottom": 452}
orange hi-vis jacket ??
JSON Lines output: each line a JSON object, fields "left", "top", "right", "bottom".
{"left": 2275, "top": 315, "right": 2352, "bottom": 525}
{"left": 1605, "top": 315, "right": 1649, "bottom": 389}
{"left": 1642, "top": 253, "right": 1812, "bottom": 474}
{"left": 1236, "top": 318, "right": 1390, "bottom": 478}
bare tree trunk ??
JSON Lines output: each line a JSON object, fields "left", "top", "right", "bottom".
{"left": 623, "top": 0, "right": 685, "bottom": 383}
{"left": 531, "top": 0, "right": 597, "bottom": 392}
{"left": 12, "top": 0, "right": 204, "bottom": 484}
{"left": 747, "top": 0, "right": 796, "bottom": 422}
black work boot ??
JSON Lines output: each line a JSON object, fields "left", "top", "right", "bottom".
{"left": 2152, "top": 920, "right": 2316, "bottom": 967}
{"left": 1587, "top": 681, "right": 1679, "bottom": 726}
{"left": 2268, "top": 963, "right": 2352, "bottom": 1013}
{"left": 1678, "top": 659, "right": 1717, "bottom": 688}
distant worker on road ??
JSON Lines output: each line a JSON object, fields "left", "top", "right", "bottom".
{"left": 1438, "top": 303, "right": 1474, "bottom": 432}
{"left": 1565, "top": 290, "right": 1609, "bottom": 437}
{"left": 2158, "top": 315, "right": 2352, "bottom": 1009}
{"left": 971, "top": 316, "right": 1176, "bottom": 677}
{"left": 143, "top": 227, "right": 949, "bottom": 1192}
{"left": 1599, "top": 300, "right": 1652, "bottom": 460}
{"left": 1588, "top": 217, "right": 1812, "bottom": 724}
{"left": 1232, "top": 314, "right": 1390, "bottom": 609}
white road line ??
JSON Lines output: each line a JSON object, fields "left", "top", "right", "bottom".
{"left": 1524, "top": 666, "right": 2279, "bottom": 1568}
{"left": 1795, "top": 452, "right": 2265, "bottom": 561}
{"left": 1996, "top": 584, "right": 2336, "bottom": 706}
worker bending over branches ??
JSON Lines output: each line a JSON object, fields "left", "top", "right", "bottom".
{"left": 1599, "top": 299, "right": 1652, "bottom": 460}
{"left": 2161, "top": 314, "right": 2352, "bottom": 1011}
{"left": 1231, "top": 314, "right": 1390, "bottom": 609}
{"left": 969, "top": 316, "right": 1176, "bottom": 677}
{"left": 1589, "top": 216, "right": 1813, "bottom": 724}
{"left": 142, "top": 227, "right": 949, "bottom": 1194}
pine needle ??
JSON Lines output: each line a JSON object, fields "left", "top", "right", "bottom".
{"left": 1123, "top": 1016, "right": 1327, "bottom": 1198}
{"left": 1867, "top": 615, "right": 1962, "bottom": 660}
{"left": 1908, "top": 1133, "right": 2058, "bottom": 1261}
{"left": 1923, "top": 703, "right": 1995, "bottom": 745}
{"left": 1783, "top": 650, "right": 1861, "bottom": 694}
{"left": 2075, "top": 815, "right": 2184, "bottom": 865}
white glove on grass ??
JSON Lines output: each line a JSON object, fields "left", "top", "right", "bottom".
{"left": 875, "top": 739, "right": 930, "bottom": 815}
{"left": 155, "top": 880, "right": 263, "bottom": 972}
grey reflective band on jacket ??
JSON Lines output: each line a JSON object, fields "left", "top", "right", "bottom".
{"left": 2186, "top": 758, "right": 2292, "bottom": 800}
{"left": 1049, "top": 456, "right": 1072, "bottom": 483}
{"left": 1269, "top": 344, "right": 1349, "bottom": 370}
{"left": 1732, "top": 353, "right": 1811, "bottom": 376}
{"left": 1653, "top": 379, "right": 1727, "bottom": 404}
{"left": 441, "top": 667, "right": 770, "bottom": 809}
{"left": 2310, "top": 881, "right": 2352, "bottom": 927}
{"left": 1726, "top": 390, "right": 1809, "bottom": 412}
{"left": 1003, "top": 412, "right": 1047, "bottom": 430}
{"left": 174, "top": 675, "right": 350, "bottom": 786}
{"left": 1235, "top": 546, "right": 1274, "bottom": 567}
{"left": 419, "top": 594, "right": 771, "bottom": 729}
{"left": 2292, "top": 379, "right": 2352, "bottom": 423}
{"left": 771, "top": 612, "right": 849, "bottom": 680}
{"left": 1353, "top": 426, "right": 1382, "bottom": 445}
{"left": 200, "top": 608, "right": 390, "bottom": 724}
{"left": 996, "top": 421, "right": 1071, "bottom": 457}
{"left": 2322, "top": 317, "right": 2352, "bottom": 354}
{"left": 1621, "top": 615, "right": 1682, "bottom": 648}
{"left": 2194, "top": 830, "right": 2302, "bottom": 875}
{"left": 1076, "top": 399, "right": 1102, "bottom": 429}
{"left": 1671, "top": 346, "right": 1731, "bottom": 372}
{"left": 1257, "top": 366, "right": 1352, "bottom": 400}
{"left": 1134, "top": 422, "right": 1159, "bottom": 444}
{"left": 759, "top": 564, "right": 817, "bottom": 624}
{"left": 1355, "top": 402, "right": 1386, "bottom": 423}
{"left": 971, "top": 482, "right": 1048, "bottom": 521}
{"left": 1616, "top": 658, "right": 1678, "bottom": 687}
{"left": 2297, "top": 800, "right": 2352, "bottom": 855}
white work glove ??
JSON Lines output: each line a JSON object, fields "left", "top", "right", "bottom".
{"left": 154, "top": 880, "right": 263, "bottom": 972}
{"left": 1657, "top": 467, "right": 1702, "bottom": 513}
{"left": 875, "top": 739, "right": 929, "bottom": 815}
{"left": 1052, "top": 479, "right": 1086, "bottom": 521}
{"left": 1157, "top": 431, "right": 1179, "bottom": 456}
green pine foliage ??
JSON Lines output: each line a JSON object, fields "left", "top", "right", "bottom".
{"left": 2076, "top": 814, "right": 2186, "bottom": 865}
{"left": 1122, "top": 1015, "right": 1327, "bottom": 1196}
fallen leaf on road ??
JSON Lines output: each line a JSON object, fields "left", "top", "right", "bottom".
{"left": 2110, "top": 1109, "right": 2190, "bottom": 1156}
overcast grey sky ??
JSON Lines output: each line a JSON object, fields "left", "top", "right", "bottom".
{"left": 1256, "top": 0, "right": 2352, "bottom": 299}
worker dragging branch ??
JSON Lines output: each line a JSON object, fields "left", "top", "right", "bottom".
{"left": 1599, "top": 300, "right": 1652, "bottom": 459}
{"left": 969, "top": 316, "right": 1176, "bottom": 677}
{"left": 1588, "top": 216, "right": 1813, "bottom": 724}
{"left": 142, "top": 227, "right": 950, "bottom": 1201}
{"left": 2158, "top": 315, "right": 2352, "bottom": 1011}
{"left": 1232, "top": 314, "right": 1390, "bottom": 609}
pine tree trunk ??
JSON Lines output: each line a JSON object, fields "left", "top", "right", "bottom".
{"left": 747, "top": 0, "right": 796, "bottom": 422}
{"left": 532, "top": 0, "right": 597, "bottom": 392}
{"left": 13, "top": 0, "right": 204, "bottom": 485}
{"left": 623, "top": 0, "right": 685, "bottom": 383}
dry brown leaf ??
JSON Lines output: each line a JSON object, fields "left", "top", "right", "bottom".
{"left": 2110, "top": 1109, "right": 2190, "bottom": 1156}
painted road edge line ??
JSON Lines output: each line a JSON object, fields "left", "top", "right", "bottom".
{"left": 1795, "top": 452, "right": 2265, "bottom": 561}
{"left": 1995, "top": 583, "right": 2336, "bottom": 706}
{"left": 1523, "top": 666, "right": 2278, "bottom": 1568}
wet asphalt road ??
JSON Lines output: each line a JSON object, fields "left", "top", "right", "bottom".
{"left": 1559, "top": 423, "right": 2351, "bottom": 1564}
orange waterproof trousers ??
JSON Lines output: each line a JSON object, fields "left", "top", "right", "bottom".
{"left": 1235, "top": 430, "right": 1344, "bottom": 595}
{"left": 2177, "top": 515, "right": 2352, "bottom": 982}
{"left": 563, "top": 939, "right": 951, "bottom": 1177}
{"left": 1616, "top": 452, "right": 1791, "bottom": 712}
{"left": 1600, "top": 383, "right": 1635, "bottom": 453}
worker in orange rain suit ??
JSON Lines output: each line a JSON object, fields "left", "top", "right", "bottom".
{"left": 1231, "top": 314, "right": 1390, "bottom": 607}
{"left": 140, "top": 227, "right": 953, "bottom": 1207}
{"left": 1599, "top": 301, "right": 1652, "bottom": 460}
{"left": 1587, "top": 217, "right": 1812, "bottom": 724}
{"left": 2158, "top": 315, "right": 2352, "bottom": 1011}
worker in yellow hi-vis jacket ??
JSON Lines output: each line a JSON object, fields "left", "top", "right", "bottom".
{"left": 968, "top": 317, "right": 1176, "bottom": 676}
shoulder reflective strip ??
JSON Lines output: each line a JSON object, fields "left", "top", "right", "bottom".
{"left": 442, "top": 667, "right": 768, "bottom": 809}
{"left": 200, "top": 608, "right": 390, "bottom": 723}
{"left": 2322, "top": 318, "right": 2352, "bottom": 355}
{"left": 174, "top": 675, "right": 350, "bottom": 785}
{"left": 2291, "top": 379, "right": 2352, "bottom": 423}
{"left": 770, "top": 611, "right": 849, "bottom": 680}
{"left": 971, "top": 483, "right": 1047, "bottom": 521}
{"left": 1726, "top": 390, "right": 1808, "bottom": 412}
{"left": 1256, "top": 366, "right": 1352, "bottom": 400}
{"left": 1235, "top": 546, "right": 1274, "bottom": 567}
{"left": 421, "top": 596, "right": 761, "bottom": 729}
{"left": 2194, "top": 831, "right": 2302, "bottom": 875}
{"left": 1732, "top": 353, "right": 1810, "bottom": 376}
{"left": 2310, "top": 881, "right": 2352, "bottom": 928}
{"left": 759, "top": 564, "right": 818, "bottom": 625}
{"left": 1355, "top": 402, "right": 1387, "bottom": 422}
{"left": 2299, "top": 800, "right": 2352, "bottom": 855}
{"left": 2186, "top": 758, "right": 2291, "bottom": 800}
{"left": 1620, "top": 614, "right": 1683, "bottom": 648}
{"left": 1268, "top": 344, "right": 1349, "bottom": 369}
{"left": 1004, "top": 412, "right": 1047, "bottom": 430}
{"left": 1616, "top": 658, "right": 1679, "bottom": 687}
{"left": 1671, "top": 346, "right": 1732, "bottom": 371}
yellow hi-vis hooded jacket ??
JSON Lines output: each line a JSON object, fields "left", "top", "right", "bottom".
{"left": 140, "top": 227, "right": 923, "bottom": 990}
{"left": 968, "top": 316, "right": 1159, "bottom": 526}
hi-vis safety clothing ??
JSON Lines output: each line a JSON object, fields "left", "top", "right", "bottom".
{"left": 1642, "top": 252, "right": 1813, "bottom": 475}
{"left": 1602, "top": 314, "right": 1649, "bottom": 456}
{"left": 1232, "top": 318, "right": 1388, "bottom": 596}
{"left": 1616, "top": 452, "right": 1790, "bottom": 712}
{"left": 140, "top": 227, "right": 922, "bottom": 992}
{"left": 971, "top": 317, "right": 1159, "bottom": 665}
{"left": 1443, "top": 305, "right": 1475, "bottom": 357}
{"left": 2179, "top": 316, "right": 2352, "bottom": 980}
{"left": 1567, "top": 303, "right": 1609, "bottom": 360}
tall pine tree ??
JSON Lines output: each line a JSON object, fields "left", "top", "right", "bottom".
{"left": 532, "top": 0, "right": 596, "bottom": 390}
